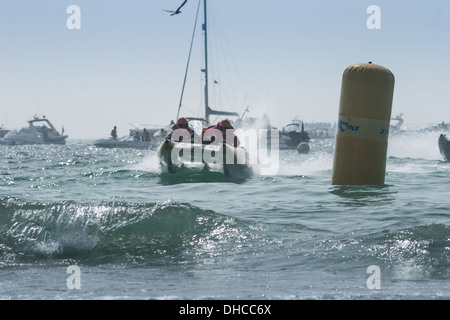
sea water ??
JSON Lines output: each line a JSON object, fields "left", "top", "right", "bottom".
{"left": 0, "top": 131, "right": 449, "bottom": 300}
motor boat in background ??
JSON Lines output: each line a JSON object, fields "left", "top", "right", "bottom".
{"left": 94, "top": 128, "right": 165, "bottom": 149}
{"left": 279, "top": 120, "right": 310, "bottom": 150}
{"left": 1, "top": 115, "right": 68, "bottom": 145}
{"left": 94, "top": 125, "right": 169, "bottom": 149}
{"left": 390, "top": 113, "right": 404, "bottom": 135}
{"left": 0, "top": 126, "right": 9, "bottom": 138}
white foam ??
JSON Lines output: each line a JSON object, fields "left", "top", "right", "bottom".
{"left": 387, "top": 131, "right": 443, "bottom": 160}
{"left": 130, "top": 151, "right": 162, "bottom": 174}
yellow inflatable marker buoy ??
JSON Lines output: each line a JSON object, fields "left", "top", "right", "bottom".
{"left": 332, "top": 62, "right": 395, "bottom": 185}
{"left": 298, "top": 142, "right": 310, "bottom": 154}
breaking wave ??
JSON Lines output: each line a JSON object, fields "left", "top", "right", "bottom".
{"left": 0, "top": 197, "right": 245, "bottom": 265}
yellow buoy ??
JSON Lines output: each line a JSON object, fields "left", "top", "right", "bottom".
{"left": 298, "top": 142, "right": 310, "bottom": 154}
{"left": 332, "top": 62, "right": 395, "bottom": 185}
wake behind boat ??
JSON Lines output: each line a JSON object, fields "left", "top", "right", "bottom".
{"left": 1, "top": 116, "right": 67, "bottom": 145}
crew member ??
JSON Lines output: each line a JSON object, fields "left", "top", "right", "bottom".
{"left": 202, "top": 119, "right": 240, "bottom": 147}
{"left": 167, "top": 117, "right": 195, "bottom": 143}
{"left": 111, "top": 126, "right": 118, "bottom": 140}
{"left": 142, "top": 128, "right": 151, "bottom": 142}
{"left": 133, "top": 130, "right": 140, "bottom": 142}
{"left": 42, "top": 125, "right": 49, "bottom": 141}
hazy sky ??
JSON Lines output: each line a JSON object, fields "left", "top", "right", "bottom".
{"left": 1, "top": 0, "right": 449, "bottom": 139}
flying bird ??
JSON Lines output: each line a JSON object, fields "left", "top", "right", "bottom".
{"left": 163, "top": 0, "right": 188, "bottom": 16}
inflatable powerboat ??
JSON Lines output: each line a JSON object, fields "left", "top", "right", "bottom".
{"left": 157, "top": 140, "right": 252, "bottom": 178}
{"left": 438, "top": 134, "right": 450, "bottom": 161}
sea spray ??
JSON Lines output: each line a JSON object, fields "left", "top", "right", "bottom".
{"left": 388, "top": 130, "right": 444, "bottom": 160}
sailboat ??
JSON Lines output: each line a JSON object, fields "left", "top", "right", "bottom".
{"left": 157, "top": 0, "right": 251, "bottom": 177}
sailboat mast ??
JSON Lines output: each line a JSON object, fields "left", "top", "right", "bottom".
{"left": 203, "top": 0, "right": 210, "bottom": 124}
{"left": 201, "top": 0, "right": 239, "bottom": 124}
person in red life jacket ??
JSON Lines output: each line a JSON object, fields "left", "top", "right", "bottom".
{"left": 202, "top": 119, "right": 240, "bottom": 147}
{"left": 167, "top": 117, "right": 195, "bottom": 143}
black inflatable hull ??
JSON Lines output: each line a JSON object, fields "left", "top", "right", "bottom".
{"left": 438, "top": 134, "right": 450, "bottom": 161}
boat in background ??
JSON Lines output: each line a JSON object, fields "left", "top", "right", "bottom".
{"left": 94, "top": 137, "right": 158, "bottom": 149}
{"left": 279, "top": 120, "right": 310, "bottom": 150}
{"left": 1, "top": 115, "right": 68, "bottom": 145}
{"left": 303, "top": 121, "right": 335, "bottom": 140}
{"left": 94, "top": 126, "right": 168, "bottom": 149}
{"left": 423, "top": 121, "right": 449, "bottom": 133}
{"left": 390, "top": 113, "right": 404, "bottom": 134}
{"left": 0, "top": 126, "right": 9, "bottom": 138}
{"left": 438, "top": 134, "right": 450, "bottom": 161}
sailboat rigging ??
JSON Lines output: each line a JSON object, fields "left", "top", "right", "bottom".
{"left": 174, "top": 0, "right": 240, "bottom": 125}
{"left": 176, "top": 0, "right": 201, "bottom": 120}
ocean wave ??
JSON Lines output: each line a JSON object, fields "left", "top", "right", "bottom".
{"left": 315, "top": 223, "right": 450, "bottom": 280}
{"left": 0, "top": 197, "right": 240, "bottom": 264}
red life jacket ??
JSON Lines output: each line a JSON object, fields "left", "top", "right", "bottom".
{"left": 202, "top": 125, "right": 240, "bottom": 147}
{"left": 170, "top": 124, "right": 194, "bottom": 142}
